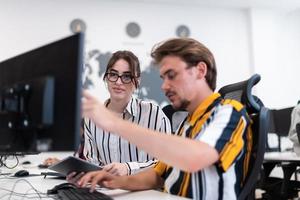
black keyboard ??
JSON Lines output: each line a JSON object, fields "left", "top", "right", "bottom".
{"left": 57, "top": 187, "right": 113, "bottom": 200}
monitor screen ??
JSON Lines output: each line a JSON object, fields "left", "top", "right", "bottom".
{"left": 0, "top": 33, "right": 84, "bottom": 154}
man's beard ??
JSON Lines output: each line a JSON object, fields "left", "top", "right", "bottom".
{"left": 173, "top": 99, "right": 190, "bottom": 111}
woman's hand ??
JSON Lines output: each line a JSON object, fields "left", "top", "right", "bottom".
{"left": 43, "top": 157, "right": 60, "bottom": 166}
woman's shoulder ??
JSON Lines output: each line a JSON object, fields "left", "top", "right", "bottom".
{"left": 134, "top": 97, "right": 161, "bottom": 108}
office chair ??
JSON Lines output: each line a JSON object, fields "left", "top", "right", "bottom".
{"left": 259, "top": 106, "right": 300, "bottom": 200}
{"left": 267, "top": 107, "right": 294, "bottom": 152}
{"left": 218, "top": 74, "right": 262, "bottom": 115}
{"left": 218, "top": 74, "right": 270, "bottom": 200}
{"left": 162, "top": 105, "right": 188, "bottom": 133}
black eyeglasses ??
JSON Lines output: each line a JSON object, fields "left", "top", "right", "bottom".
{"left": 105, "top": 72, "right": 134, "bottom": 84}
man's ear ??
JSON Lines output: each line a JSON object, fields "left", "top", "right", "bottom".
{"left": 196, "top": 61, "right": 207, "bottom": 79}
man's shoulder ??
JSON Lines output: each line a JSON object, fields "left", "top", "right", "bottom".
{"left": 220, "top": 98, "right": 245, "bottom": 112}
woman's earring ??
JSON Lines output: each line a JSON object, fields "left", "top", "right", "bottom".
{"left": 104, "top": 80, "right": 108, "bottom": 89}
{"left": 137, "top": 79, "right": 141, "bottom": 88}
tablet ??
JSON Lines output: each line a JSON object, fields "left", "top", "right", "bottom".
{"left": 48, "top": 156, "right": 102, "bottom": 176}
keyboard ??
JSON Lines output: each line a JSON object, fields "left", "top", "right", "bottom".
{"left": 57, "top": 187, "right": 113, "bottom": 200}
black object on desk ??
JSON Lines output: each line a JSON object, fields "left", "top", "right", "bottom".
{"left": 48, "top": 156, "right": 102, "bottom": 176}
{"left": 47, "top": 183, "right": 77, "bottom": 194}
{"left": 14, "top": 170, "right": 29, "bottom": 177}
{"left": 41, "top": 172, "right": 66, "bottom": 179}
{"left": 22, "top": 161, "right": 32, "bottom": 165}
{"left": 47, "top": 183, "right": 113, "bottom": 200}
{"left": 38, "top": 164, "right": 49, "bottom": 169}
{"left": 13, "top": 170, "right": 43, "bottom": 178}
{"left": 57, "top": 187, "right": 113, "bottom": 200}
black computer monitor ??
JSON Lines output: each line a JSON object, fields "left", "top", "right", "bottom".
{"left": 0, "top": 33, "right": 84, "bottom": 155}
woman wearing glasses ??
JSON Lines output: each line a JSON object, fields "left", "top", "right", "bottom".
{"left": 83, "top": 50, "right": 171, "bottom": 176}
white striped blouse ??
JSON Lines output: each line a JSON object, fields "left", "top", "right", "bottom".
{"left": 83, "top": 96, "right": 172, "bottom": 175}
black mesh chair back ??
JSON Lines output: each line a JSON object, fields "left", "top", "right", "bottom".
{"left": 269, "top": 107, "right": 293, "bottom": 136}
{"left": 218, "top": 74, "right": 270, "bottom": 200}
{"left": 162, "top": 105, "right": 188, "bottom": 133}
{"left": 267, "top": 107, "right": 294, "bottom": 152}
{"left": 162, "top": 104, "right": 175, "bottom": 123}
{"left": 218, "top": 74, "right": 261, "bottom": 115}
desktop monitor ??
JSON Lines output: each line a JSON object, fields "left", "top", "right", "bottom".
{"left": 0, "top": 33, "right": 84, "bottom": 155}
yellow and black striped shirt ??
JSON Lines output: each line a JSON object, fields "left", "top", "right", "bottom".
{"left": 154, "top": 93, "right": 252, "bottom": 200}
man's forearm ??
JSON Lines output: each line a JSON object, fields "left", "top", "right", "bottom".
{"left": 104, "top": 117, "right": 218, "bottom": 172}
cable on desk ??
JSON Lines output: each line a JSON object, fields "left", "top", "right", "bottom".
{"left": 11, "top": 179, "right": 42, "bottom": 199}
{"left": 0, "top": 173, "right": 13, "bottom": 180}
{"left": 0, "top": 155, "right": 19, "bottom": 169}
{"left": 0, "top": 178, "right": 56, "bottom": 200}
{"left": 0, "top": 187, "right": 56, "bottom": 199}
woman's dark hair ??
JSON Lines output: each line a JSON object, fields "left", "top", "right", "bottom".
{"left": 103, "top": 50, "right": 140, "bottom": 88}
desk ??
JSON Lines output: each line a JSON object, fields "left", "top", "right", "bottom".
{"left": 264, "top": 151, "right": 300, "bottom": 180}
{"left": 0, "top": 152, "right": 189, "bottom": 200}
{"left": 262, "top": 152, "right": 300, "bottom": 199}
{"left": 265, "top": 151, "right": 300, "bottom": 162}
{"left": 264, "top": 151, "right": 300, "bottom": 179}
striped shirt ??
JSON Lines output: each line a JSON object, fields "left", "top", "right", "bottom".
{"left": 83, "top": 96, "right": 172, "bottom": 174}
{"left": 154, "top": 93, "right": 252, "bottom": 200}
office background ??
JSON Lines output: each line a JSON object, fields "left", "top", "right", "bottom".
{"left": 0, "top": 0, "right": 299, "bottom": 108}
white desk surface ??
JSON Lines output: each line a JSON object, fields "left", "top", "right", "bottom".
{"left": 0, "top": 152, "right": 190, "bottom": 200}
{"left": 264, "top": 151, "right": 300, "bottom": 162}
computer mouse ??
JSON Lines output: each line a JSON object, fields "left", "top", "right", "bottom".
{"left": 47, "top": 183, "right": 77, "bottom": 194}
{"left": 22, "top": 161, "right": 31, "bottom": 165}
{"left": 14, "top": 170, "right": 29, "bottom": 177}
{"left": 38, "top": 164, "right": 49, "bottom": 169}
